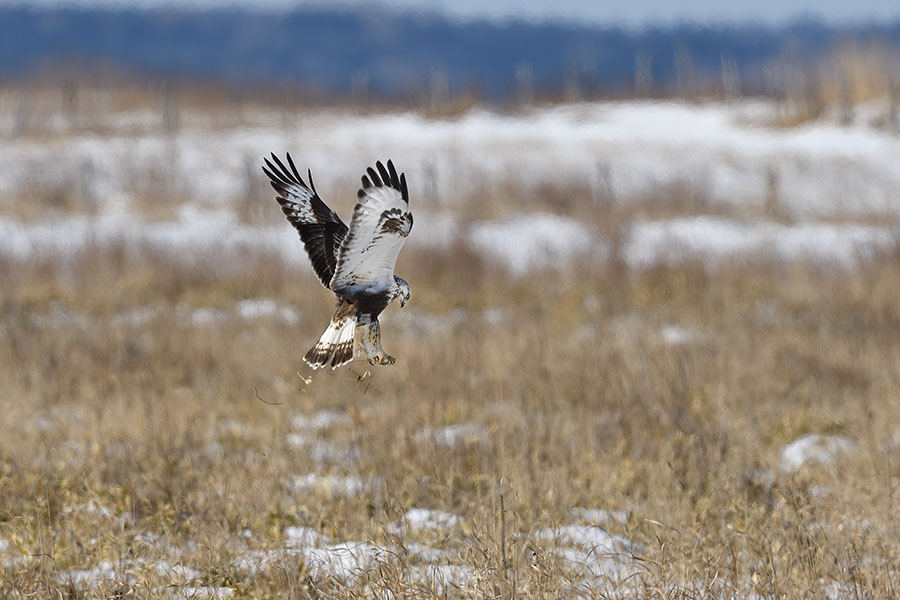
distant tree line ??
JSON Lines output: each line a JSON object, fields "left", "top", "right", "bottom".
{"left": 1, "top": 5, "right": 899, "bottom": 104}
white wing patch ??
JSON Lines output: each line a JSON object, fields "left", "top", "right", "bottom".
{"left": 330, "top": 161, "right": 412, "bottom": 294}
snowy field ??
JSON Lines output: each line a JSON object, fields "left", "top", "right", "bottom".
{"left": 2, "top": 98, "right": 900, "bottom": 275}
{"left": 3, "top": 94, "right": 900, "bottom": 598}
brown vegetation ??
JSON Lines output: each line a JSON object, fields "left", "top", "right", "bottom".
{"left": 3, "top": 189, "right": 900, "bottom": 598}
{"left": 1, "top": 83, "right": 900, "bottom": 598}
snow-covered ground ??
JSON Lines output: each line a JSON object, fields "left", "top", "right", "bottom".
{"left": 622, "top": 217, "right": 897, "bottom": 270}
{"left": 779, "top": 434, "right": 858, "bottom": 472}
{"left": 2, "top": 99, "right": 899, "bottom": 275}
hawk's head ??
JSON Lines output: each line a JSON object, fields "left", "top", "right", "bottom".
{"left": 394, "top": 276, "right": 411, "bottom": 308}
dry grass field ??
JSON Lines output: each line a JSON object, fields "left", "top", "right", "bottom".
{"left": 2, "top": 87, "right": 900, "bottom": 599}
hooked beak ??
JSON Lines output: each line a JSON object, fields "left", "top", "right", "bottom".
{"left": 400, "top": 295, "right": 409, "bottom": 308}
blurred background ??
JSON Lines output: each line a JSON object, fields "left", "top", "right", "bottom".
{"left": 3, "top": 1, "right": 900, "bottom": 598}
{"left": 3, "top": 0, "right": 900, "bottom": 107}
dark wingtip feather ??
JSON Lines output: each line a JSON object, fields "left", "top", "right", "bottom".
{"left": 376, "top": 161, "right": 391, "bottom": 186}
{"left": 387, "top": 160, "right": 399, "bottom": 189}
{"left": 307, "top": 168, "right": 318, "bottom": 195}
{"left": 263, "top": 156, "right": 290, "bottom": 186}
{"left": 270, "top": 154, "right": 295, "bottom": 184}
{"left": 286, "top": 153, "right": 306, "bottom": 186}
{"left": 262, "top": 162, "right": 288, "bottom": 188}
{"left": 367, "top": 167, "right": 382, "bottom": 187}
{"left": 399, "top": 173, "right": 408, "bottom": 201}
{"left": 361, "top": 175, "right": 372, "bottom": 189}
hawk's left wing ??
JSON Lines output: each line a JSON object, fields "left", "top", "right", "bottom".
{"left": 263, "top": 153, "right": 349, "bottom": 288}
{"left": 330, "top": 160, "right": 412, "bottom": 294}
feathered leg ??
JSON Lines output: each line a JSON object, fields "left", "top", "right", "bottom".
{"left": 360, "top": 320, "right": 395, "bottom": 366}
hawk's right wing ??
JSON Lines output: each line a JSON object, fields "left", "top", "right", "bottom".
{"left": 330, "top": 160, "right": 413, "bottom": 294}
{"left": 263, "top": 153, "right": 348, "bottom": 288}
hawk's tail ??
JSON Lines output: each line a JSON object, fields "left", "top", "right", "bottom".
{"left": 304, "top": 313, "right": 358, "bottom": 370}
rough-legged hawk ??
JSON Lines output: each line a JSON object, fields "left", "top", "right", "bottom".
{"left": 263, "top": 153, "right": 413, "bottom": 370}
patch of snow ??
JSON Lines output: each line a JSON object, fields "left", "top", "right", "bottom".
{"left": 310, "top": 443, "right": 361, "bottom": 466}
{"left": 217, "top": 419, "right": 250, "bottom": 438}
{"left": 32, "top": 416, "right": 53, "bottom": 431}
{"left": 623, "top": 217, "right": 896, "bottom": 270}
{"left": 286, "top": 432, "right": 307, "bottom": 447}
{"left": 232, "top": 549, "right": 291, "bottom": 576}
{"left": 63, "top": 501, "right": 114, "bottom": 519}
{"left": 405, "top": 564, "right": 475, "bottom": 594}
{"left": 287, "top": 436, "right": 360, "bottom": 465}
{"left": 154, "top": 560, "right": 202, "bottom": 581}
{"left": 233, "top": 539, "right": 418, "bottom": 584}
{"left": 538, "top": 525, "right": 643, "bottom": 587}
{"left": 537, "top": 525, "right": 637, "bottom": 555}
{"left": 404, "top": 542, "right": 450, "bottom": 563}
{"left": 129, "top": 531, "right": 180, "bottom": 558}
{"left": 779, "top": 434, "right": 858, "bottom": 472}
{"left": 236, "top": 298, "right": 300, "bottom": 325}
{"left": 28, "top": 304, "right": 89, "bottom": 329}
{"left": 300, "top": 541, "right": 386, "bottom": 583}
{"left": 822, "top": 580, "right": 855, "bottom": 600}
{"left": 415, "top": 423, "right": 489, "bottom": 448}
{"left": 165, "top": 586, "right": 233, "bottom": 599}
{"left": 284, "top": 526, "right": 327, "bottom": 548}
{"left": 807, "top": 485, "right": 832, "bottom": 499}
{"left": 405, "top": 508, "right": 461, "bottom": 531}
{"left": 0, "top": 539, "right": 8, "bottom": 553}
{"left": 290, "top": 473, "right": 382, "bottom": 498}
{"left": 603, "top": 312, "right": 644, "bottom": 344}
{"left": 747, "top": 469, "right": 776, "bottom": 489}
{"left": 0, "top": 211, "right": 304, "bottom": 272}
{"left": 570, "top": 508, "right": 629, "bottom": 526}
{"left": 291, "top": 410, "right": 353, "bottom": 431}
{"left": 389, "top": 508, "right": 461, "bottom": 535}
{"left": 55, "top": 561, "right": 131, "bottom": 587}
{"left": 556, "top": 546, "right": 642, "bottom": 584}
{"left": 481, "top": 307, "right": 508, "bottom": 325}
{"left": 1, "top": 554, "right": 34, "bottom": 568}
{"left": 469, "top": 213, "right": 603, "bottom": 276}
{"left": 113, "top": 306, "right": 160, "bottom": 327}
{"left": 387, "top": 308, "right": 467, "bottom": 338}
{"left": 659, "top": 325, "right": 698, "bottom": 345}
{"left": 406, "top": 212, "right": 461, "bottom": 249}
{"left": 134, "top": 530, "right": 166, "bottom": 546}
{"left": 203, "top": 441, "right": 224, "bottom": 459}
{"left": 178, "top": 305, "right": 229, "bottom": 327}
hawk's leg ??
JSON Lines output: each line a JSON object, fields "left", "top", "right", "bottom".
{"left": 360, "top": 320, "right": 395, "bottom": 366}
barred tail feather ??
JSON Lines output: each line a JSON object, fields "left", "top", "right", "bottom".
{"left": 304, "top": 314, "right": 358, "bottom": 370}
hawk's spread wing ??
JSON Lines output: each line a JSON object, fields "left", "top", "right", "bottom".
{"left": 263, "top": 153, "right": 349, "bottom": 288}
{"left": 330, "top": 160, "right": 412, "bottom": 294}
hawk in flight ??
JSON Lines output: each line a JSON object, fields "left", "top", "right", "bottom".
{"left": 263, "top": 153, "right": 413, "bottom": 370}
